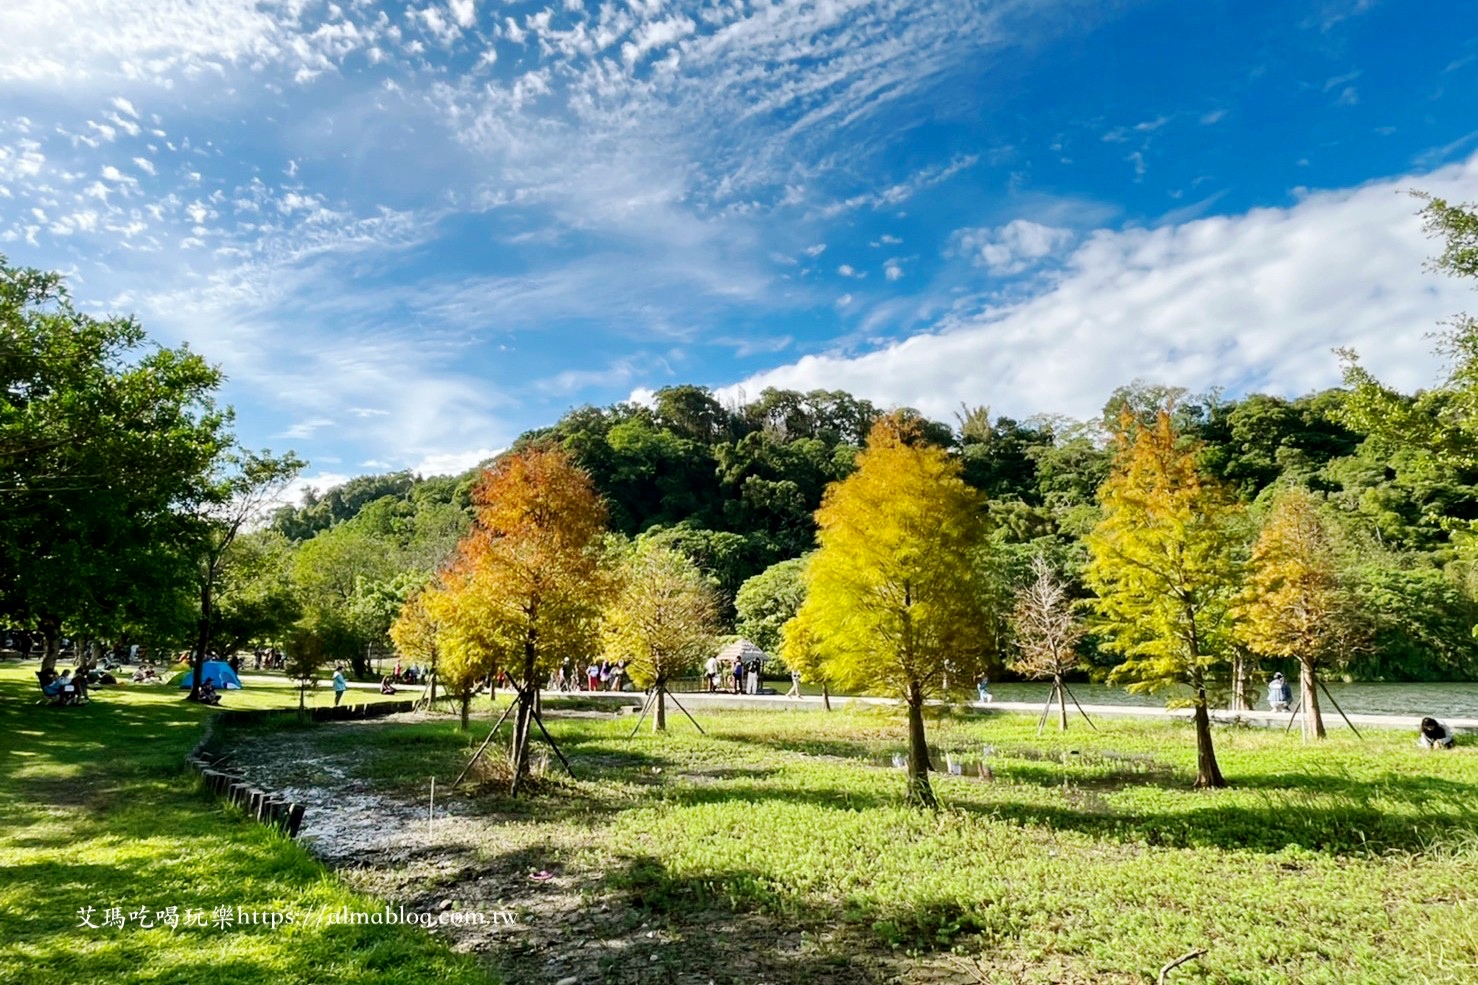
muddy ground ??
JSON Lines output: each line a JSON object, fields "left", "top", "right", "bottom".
{"left": 221, "top": 714, "right": 987, "bottom": 985}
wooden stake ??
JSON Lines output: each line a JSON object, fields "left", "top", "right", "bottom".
{"left": 1317, "top": 678, "right": 1363, "bottom": 740}
{"left": 664, "top": 687, "right": 706, "bottom": 736}
{"left": 452, "top": 699, "right": 518, "bottom": 787}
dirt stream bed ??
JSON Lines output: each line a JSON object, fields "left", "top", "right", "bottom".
{"left": 219, "top": 714, "right": 983, "bottom": 985}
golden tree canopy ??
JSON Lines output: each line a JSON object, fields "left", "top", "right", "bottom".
{"left": 798, "top": 416, "right": 988, "bottom": 699}
{"left": 1235, "top": 486, "right": 1357, "bottom": 665}
{"left": 1085, "top": 410, "right": 1246, "bottom": 696}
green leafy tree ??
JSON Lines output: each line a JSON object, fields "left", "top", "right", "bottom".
{"left": 185, "top": 449, "right": 303, "bottom": 701}
{"left": 283, "top": 626, "right": 327, "bottom": 721}
{"left": 603, "top": 543, "right": 719, "bottom": 731}
{"left": 796, "top": 415, "right": 989, "bottom": 808}
{"left": 1086, "top": 410, "right": 1245, "bottom": 788}
{"left": 734, "top": 556, "right": 808, "bottom": 660}
{"left": 1, "top": 255, "right": 248, "bottom": 669}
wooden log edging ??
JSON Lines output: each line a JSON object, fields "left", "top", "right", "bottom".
{"left": 184, "top": 697, "right": 419, "bottom": 838}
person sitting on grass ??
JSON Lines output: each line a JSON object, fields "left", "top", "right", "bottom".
{"left": 198, "top": 679, "right": 221, "bottom": 706}
{"left": 1419, "top": 717, "right": 1455, "bottom": 750}
{"left": 38, "top": 668, "right": 68, "bottom": 703}
{"left": 380, "top": 675, "right": 398, "bottom": 695}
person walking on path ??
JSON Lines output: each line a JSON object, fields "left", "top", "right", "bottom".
{"left": 332, "top": 664, "right": 348, "bottom": 707}
{"left": 786, "top": 668, "right": 802, "bottom": 699}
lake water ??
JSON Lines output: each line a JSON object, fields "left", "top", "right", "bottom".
{"left": 984, "top": 681, "right": 1478, "bottom": 721}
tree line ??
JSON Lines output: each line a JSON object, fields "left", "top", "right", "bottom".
{"left": 4, "top": 195, "right": 1476, "bottom": 765}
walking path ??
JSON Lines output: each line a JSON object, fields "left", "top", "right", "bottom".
{"left": 232, "top": 672, "right": 1477, "bottom": 733}
{"left": 543, "top": 688, "right": 1478, "bottom": 734}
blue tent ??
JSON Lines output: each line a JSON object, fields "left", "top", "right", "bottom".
{"left": 171, "top": 660, "right": 244, "bottom": 689}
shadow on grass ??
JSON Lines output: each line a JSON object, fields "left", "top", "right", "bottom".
{"left": 607, "top": 853, "right": 991, "bottom": 958}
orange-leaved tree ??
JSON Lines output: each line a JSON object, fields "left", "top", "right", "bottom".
{"left": 443, "top": 446, "right": 609, "bottom": 791}
{"left": 795, "top": 414, "right": 988, "bottom": 808}
{"left": 1085, "top": 409, "right": 1245, "bottom": 788}
{"left": 602, "top": 541, "right": 719, "bottom": 732}
{"left": 1235, "top": 486, "right": 1364, "bottom": 740}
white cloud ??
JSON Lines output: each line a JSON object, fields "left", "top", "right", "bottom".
{"left": 448, "top": 1, "right": 477, "bottom": 31}
{"left": 412, "top": 447, "right": 499, "bottom": 477}
{"left": 956, "top": 219, "right": 1075, "bottom": 275}
{"left": 724, "top": 155, "right": 1478, "bottom": 426}
{"left": 884, "top": 259, "right": 904, "bottom": 281}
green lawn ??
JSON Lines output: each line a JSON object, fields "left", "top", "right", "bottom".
{"left": 258, "top": 700, "right": 1478, "bottom": 984}
{"left": 7, "top": 660, "right": 1478, "bottom": 984}
{"left": 0, "top": 663, "right": 496, "bottom": 985}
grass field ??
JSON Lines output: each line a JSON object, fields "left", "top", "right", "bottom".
{"left": 6, "top": 660, "right": 1478, "bottom": 984}
{"left": 0, "top": 662, "right": 496, "bottom": 985}
{"left": 224, "top": 699, "right": 1478, "bottom": 984}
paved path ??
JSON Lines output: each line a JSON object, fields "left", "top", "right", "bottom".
{"left": 541, "top": 688, "right": 1478, "bottom": 734}
{"left": 230, "top": 673, "right": 1476, "bottom": 734}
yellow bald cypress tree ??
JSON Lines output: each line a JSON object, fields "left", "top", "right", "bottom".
{"left": 1086, "top": 410, "right": 1245, "bottom": 788}
{"left": 795, "top": 415, "right": 988, "bottom": 808}
{"left": 1235, "top": 487, "right": 1362, "bottom": 740}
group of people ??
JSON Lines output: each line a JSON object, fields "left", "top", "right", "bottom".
{"left": 389, "top": 661, "right": 430, "bottom": 685}
{"left": 703, "top": 653, "right": 765, "bottom": 694}
{"left": 37, "top": 664, "right": 125, "bottom": 704}
{"left": 251, "top": 648, "right": 285, "bottom": 671}
{"left": 37, "top": 667, "right": 87, "bottom": 705}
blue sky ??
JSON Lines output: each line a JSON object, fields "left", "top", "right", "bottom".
{"left": 3, "top": 0, "right": 1478, "bottom": 494}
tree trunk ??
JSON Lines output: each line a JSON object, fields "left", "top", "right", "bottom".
{"left": 190, "top": 575, "right": 212, "bottom": 702}
{"left": 1230, "top": 652, "right": 1252, "bottom": 711}
{"left": 509, "top": 644, "right": 537, "bottom": 795}
{"left": 428, "top": 647, "right": 438, "bottom": 705}
{"left": 40, "top": 615, "right": 61, "bottom": 672}
{"left": 654, "top": 682, "right": 667, "bottom": 733}
{"left": 1192, "top": 688, "right": 1226, "bottom": 788}
{"left": 459, "top": 693, "right": 470, "bottom": 730}
{"left": 821, "top": 681, "right": 832, "bottom": 712}
{"left": 1056, "top": 679, "right": 1068, "bottom": 731}
{"left": 1299, "top": 662, "right": 1326, "bottom": 741}
{"left": 905, "top": 685, "right": 936, "bottom": 809}
{"left": 509, "top": 694, "right": 533, "bottom": 795}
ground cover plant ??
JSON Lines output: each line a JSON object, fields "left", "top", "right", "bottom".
{"left": 0, "top": 664, "right": 497, "bottom": 985}
{"left": 217, "top": 697, "right": 1478, "bottom": 984}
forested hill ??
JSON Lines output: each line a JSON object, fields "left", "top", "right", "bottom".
{"left": 268, "top": 380, "right": 1478, "bottom": 682}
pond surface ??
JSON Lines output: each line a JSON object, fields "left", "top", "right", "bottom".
{"left": 984, "top": 681, "right": 1478, "bottom": 720}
